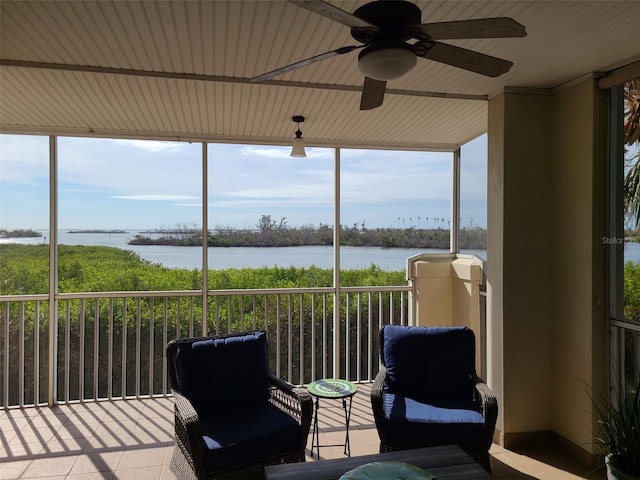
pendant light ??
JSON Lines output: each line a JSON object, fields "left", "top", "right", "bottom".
{"left": 290, "top": 115, "right": 306, "bottom": 157}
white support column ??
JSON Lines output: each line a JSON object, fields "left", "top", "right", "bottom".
{"left": 333, "top": 148, "right": 341, "bottom": 379}
{"left": 202, "top": 142, "right": 208, "bottom": 336}
{"left": 451, "top": 148, "right": 461, "bottom": 253}
{"left": 48, "top": 136, "right": 58, "bottom": 406}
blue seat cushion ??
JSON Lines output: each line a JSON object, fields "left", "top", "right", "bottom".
{"left": 174, "top": 332, "right": 271, "bottom": 416}
{"left": 382, "top": 325, "right": 475, "bottom": 397}
{"left": 383, "top": 392, "right": 485, "bottom": 446}
{"left": 201, "top": 402, "right": 301, "bottom": 472}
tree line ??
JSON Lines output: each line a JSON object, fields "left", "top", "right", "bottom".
{"left": 129, "top": 215, "right": 487, "bottom": 249}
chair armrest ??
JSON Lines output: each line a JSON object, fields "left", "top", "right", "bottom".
{"left": 472, "top": 375, "right": 498, "bottom": 448}
{"left": 269, "top": 376, "right": 314, "bottom": 441}
{"left": 172, "top": 390, "right": 207, "bottom": 476}
{"left": 371, "top": 368, "right": 389, "bottom": 443}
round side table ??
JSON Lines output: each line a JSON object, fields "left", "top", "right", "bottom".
{"left": 307, "top": 378, "right": 358, "bottom": 458}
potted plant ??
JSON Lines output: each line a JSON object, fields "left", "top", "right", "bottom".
{"left": 592, "top": 377, "right": 640, "bottom": 480}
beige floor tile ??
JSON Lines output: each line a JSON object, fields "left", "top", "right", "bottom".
{"left": 65, "top": 403, "right": 111, "bottom": 419}
{"left": 0, "top": 386, "right": 611, "bottom": 480}
{"left": 24, "top": 414, "right": 68, "bottom": 430}
{"left": 0, "top": 423, "right": 21, "bottom": 445}
{"left": 20, "top": 455, "right": 78, "bottom": 478}
{"left": 92, "top": 420, "right": 137, "bottom": 439}
{"left": 7, "top": 423, "right": 56, "bottom": 445}
{"left": 113, "top": 465, "right": 163, "bottom": 480}
{"left": 20, "top": 477, "right": 68, "bottom": 480}
{"left": 0, "top": 440, "right": 46, "bottom": 459}
{"left": 83, "top": 434, "right": 131, "bottom": 452}
{"left": 160, "top": 466, "right": 176, "bottom": 480}
{"left": 66, "top": 472, "right": 115, "bottom": 480}
{"left": 141, "top": 398, "right": 174, "bottom": 413}
{"left": 0, "top": 458, "right": 32, "bottom": 480}
{"left": 69, "top": 451, "right": 124, "bottom": 474}
{"left": 126, "top": 421, "right": 173, "bottom": 445}
{"left": 36, "top": 436, "right": 88, "bottom": 456}
{"left": 55, "top": 418, "right": 102, "bottom": 440}
{"left": 118, "top": 446, "right": 168, "bottom": 470}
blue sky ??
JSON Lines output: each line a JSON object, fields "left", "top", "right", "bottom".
{"left": 0, "top": 134, "right": 487, "bottom": 231}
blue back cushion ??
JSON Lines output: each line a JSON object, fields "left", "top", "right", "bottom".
{"left": 174, "top": 331, "right": 271, "bottom": 416}
{"left": 382, "top": 325, "right": 475, "bottom": 397}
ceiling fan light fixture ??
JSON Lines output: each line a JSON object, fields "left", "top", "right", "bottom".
{"left": 290, "top": 115, "right": 307, "bottom": 157}
{"left": 357, "top": 45, "right": 417, "bottom": 81}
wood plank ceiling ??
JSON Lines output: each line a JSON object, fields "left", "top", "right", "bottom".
{"left": 1, "top": 1, "right": 639, "bottom": 151}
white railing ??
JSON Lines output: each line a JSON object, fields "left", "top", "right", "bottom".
{"left": 0, "top": 286, "right": 410, "bottom": 408}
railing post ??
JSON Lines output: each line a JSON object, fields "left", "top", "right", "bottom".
{"left": 48, "top": 135, "right": 58, "bottom": 406}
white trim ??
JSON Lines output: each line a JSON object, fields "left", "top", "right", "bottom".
{"left": 598, "top": 60, "right": 640, "bottom": 89}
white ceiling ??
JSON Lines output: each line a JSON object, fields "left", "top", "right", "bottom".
{"left": 1, "top": 1, "right": 639, "bottom": 151}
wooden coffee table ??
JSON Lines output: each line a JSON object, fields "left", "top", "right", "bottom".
{"left": 264, "top": 444, "right": 492, "bottom": 480}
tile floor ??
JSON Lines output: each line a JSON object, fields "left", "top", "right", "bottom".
{"left": 0, "top": 384, "right": 607, "bottom": 479}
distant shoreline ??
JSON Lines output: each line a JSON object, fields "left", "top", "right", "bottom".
{"left": 68, "top": 229, "right": 127, "bottom": 234}
{"left": 0, "top": 228, "right": 42, "bottom": 238}
{"left": 128, "top": 224, "right": 487, "bottom": 250}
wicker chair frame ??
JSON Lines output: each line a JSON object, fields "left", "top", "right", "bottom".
{"left": 166, "top": 332, "right": 313, "bottom": 480}
{"left": 370, "top": 329, "right": 498, "bottom": 473}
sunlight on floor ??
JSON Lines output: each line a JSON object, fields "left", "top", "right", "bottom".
{"left": 0, "top": 383, "right": 606, "bottom": 480}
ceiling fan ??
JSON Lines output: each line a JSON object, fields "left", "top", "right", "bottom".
{"left": 252, "top": 0, "right": 526, "bottom": 110}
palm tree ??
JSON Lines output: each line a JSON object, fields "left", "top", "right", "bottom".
{"left": 622, "top": 80, "right": 640, "bottom": 228}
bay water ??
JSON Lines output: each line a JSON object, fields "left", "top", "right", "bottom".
{"left": 6, "top": 229, "right": 640, "bottom": 270}
{"left": 1, "top": 229, "right": 486, "bottom": 271}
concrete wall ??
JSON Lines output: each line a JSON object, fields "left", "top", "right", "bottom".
{"left": 487, "top": 79, "right": 608, "bottom": 460}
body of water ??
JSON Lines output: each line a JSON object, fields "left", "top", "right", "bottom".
{"left": 6, "top": 230, "right": 640, "bottom": 270}
{"left": 1, "top": 229, "right": 489, "bottom": 271}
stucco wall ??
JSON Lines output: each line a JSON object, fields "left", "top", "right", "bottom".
{"left": 549, "top": 80, "right": 609, "bottom": 455}
{"left": 488, "top": 90, "right": 554, "bottom": 439}
{"left": 409, "top": 254, "right": 484, "bottom": 368}
{"left": 487, "top": 79, "right": 609, "bottom": 458}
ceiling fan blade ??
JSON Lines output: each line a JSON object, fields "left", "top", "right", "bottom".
{"left": 360, "top": 77, "right": 386, "bottom": 110}
{"left": 421, "top": 42, "right": 514, "bottom": 77}
{"left": 417, "top": 17, "right": 526, "bottom": 40}
{"left": 289, "top": 0, "right": 378, "bottom": 30}
{"left": 252, "top": 45, "right": 361, "bottom": 82}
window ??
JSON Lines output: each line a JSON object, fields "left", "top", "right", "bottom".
{"left": 460, "top": 135, "right": 488, "bottom": 260}
{"left": 0, "top": 134, "right": 50, "bottom": 294}
{"left": 340, "top": 148, "right": 452, "bottom": 278}
{"left": 57, "top": 137, "right": 202, "bottom": 292}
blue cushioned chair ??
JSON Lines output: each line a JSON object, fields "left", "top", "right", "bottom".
{"left": 166, "top": 331, "right": 313, "bottom": 480}
{"left": 370, "top": 325, "right": 497, "bottom": 472}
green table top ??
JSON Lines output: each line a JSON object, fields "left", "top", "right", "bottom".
{"left": 307, "top": 378, "right": 357, "bottom": 398}
{"left": 339, "top": 462, "right": 436, "bottom": 480}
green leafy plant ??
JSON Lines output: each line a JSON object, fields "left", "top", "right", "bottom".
{"left": 592, "top": 377, "right": 640, "bottom": 477}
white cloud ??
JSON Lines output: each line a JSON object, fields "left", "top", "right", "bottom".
{"left": 114, "top": 139, "right": 185, "bottom": 152}
{"left": 0, "top": 135, "right": 49, "bottom": 184}
{"left": 2, "top": 134, "right": 488, "bottom": 229}
{"left": 111, "top": 194, "right": 199, "bottom": 201}
{"left": 240, "top": 146, "right": 289, "bottom": 158}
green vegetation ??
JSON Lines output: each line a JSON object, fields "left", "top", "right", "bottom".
{"left": 68, "top": 229, "right": 126, "bottom": 234}
{"left": 0, "top": 244, "right": 405, "bottom": 295}
{"left": 624, "top": 261, "right": 640, "bottom": 323}
{"left": 0, "top": 228, "right": 42, "bottom": 238}
{"left": 592, "top": 373, "right": 640, "bottom": 477}
{"left": 0, "top": 244, "right": 406, "bottom": 406}
{"left": 129, "top": 215, "right": 487, "bottom": 249}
